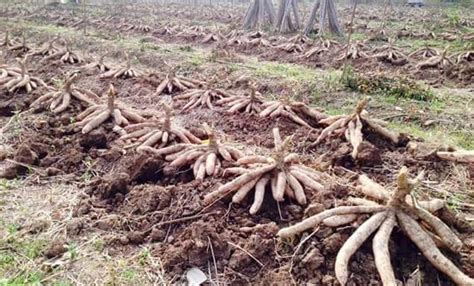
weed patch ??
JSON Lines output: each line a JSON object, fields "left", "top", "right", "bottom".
{"left": 342, "top": 69, "right": 434, "bottom": 101}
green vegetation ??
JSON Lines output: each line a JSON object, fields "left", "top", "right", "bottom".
{"left": 342, "top": 69, "right": 434, "bottom": 101}
{"left": 0, "top": 231, "right": 48, "bottom": 284}
{"left": 388, "top": 121, "right": 473, "bottom": 149}
{"left": 0, "top": 179, "right": 21, "bottom": 191}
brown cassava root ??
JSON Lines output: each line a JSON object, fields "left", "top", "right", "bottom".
{"left": 80, "top": 54, "right": 110, "bottom": 73}
{"left": 154, "top": 70, "right": 204, "bottom": 96}
{"left": 174, "top": 85, "right": 233, "bottom": 110}
{"left": 8, "top": 34, "right": 30, "bottom": 53}
{"left": 312, "top": 98, "right": 400, "bottom": 158}
{"left": 119, "top": 103, "right": 200, "bottom": 149}
{"left": 417, "top": 48, "right": 453, "bottom": 70}
{"left": 259, "top": 96, "right": 325, "bottom": 128}
{"left": 75, "top": 84, "right": 145, "bottom": 134}
{"left": 41, "top": 40, "right": 83, "bottom": 64}
{"left": 31, "top": 73, "right": 99, "bottom": 113}
{"left": 371, "top": 39, "right": 408, "bottom": 66}
{"left": 100, "top": 52, "right": 144, "bottom": 79}
{"left": 0, "top": 57, "right": 47, "bottom": 93}
{"left": 0, "top": 63, "right": 21, "bottom": 80}
{"left": 204, "top": 128, "right": 327, "bottom": 214}
{"left": 27, "top": 37, "right": 60, "bottom": 57}
{"left": 436, "top": 149, "right": 474, "bottom": 163}
{"left": 138, "top": 124, "right": 243, "bottom": 181}
{"left": 216, "top": 84, "right": 264, "bottom": 114}
{"left": 278, "top": 167, "right": 473, "bottom": 286}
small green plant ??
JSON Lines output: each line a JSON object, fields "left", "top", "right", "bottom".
{"left": 446, "top": 11, "right": 461, "bottom": 27}
{"left": 7, "top": 270, "right": 44, "bottom": 285}
{"left": 179, "top": 45, "right": 193, "bottom": 52}
{"left": 0, "top": 179, "right": 21, "bottom": 191}
{"left": 80, "top": 157, "right": 97, "bottom": 182}
{"left": 24, "top": 240, "right": 47, "bottom": 259}
{"left": 121, "top": 268, "right": 137, "bottom": 282}
{"left": 447, "top": 193, "right": 465, "bottom": 213}
{"left": 6, "top": 224, "right": 18, "bottom": 235}
{"left": 92, "top": 238, "right": 105, "bottom": 252}
{"left": 0, "top": 254, "right": 15, "bottom": 266}
{"left": 138, "top": 248, "right": 150, "bottom": 266}
{"left": 67, "top": 242, "right": 78, "bottom": 260}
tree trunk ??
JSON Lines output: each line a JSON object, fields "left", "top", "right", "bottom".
{"left": 275, "top": 0, "right": 300, "bottom": 33}
{"left": 243, "top": 0, "right": 276, "bottom": 30}
{"left": 304, "top": 0, "right": 343, "bottom": 36}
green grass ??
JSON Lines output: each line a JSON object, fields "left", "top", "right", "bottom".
{"left": 388, "top": 121, "right": 473, "bottom": 149}
{"left": 248, "top": 60, "right": 318, "bottom": 83}
{"left": 351, "top": 33, "right": 367, "bottom": 41}
{"left": 0, "top": 179, "right": 22, "bottom": 191}
{"left": 398, "top": 38, "right": 471, "bottom": 53}
{"left": 0, "top": 235, "right": 48, "bottom": 284}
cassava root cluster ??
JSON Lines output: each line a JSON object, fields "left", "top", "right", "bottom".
{"left": 204, "top": 128, "right": 327, "bottom": 214}
{"left": 119, "top": 103, "right": 200, "bottom": 149}
{"left": 259, "top": 96, "right": 326, "bottom": 128}
{"left": 278, "top": 167, "right": 473, "bottom": 286}
{"left": 138, "top": 124, "right": 243, "bottom": 180}
{"left": 0, "top": 57, "right": 47, "bottom": 93}
{"left": 31, "top": 73, "right": 99, "bottom": 113}
{"left": 313, "top": 98, "right": 400, "bottom": 158}
{"left": 216, "top": 84, "right": 264, "bottom": 114}
{"left": 75, "top": 84, "right": 145, "bottom": 133}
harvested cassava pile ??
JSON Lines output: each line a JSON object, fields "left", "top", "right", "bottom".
{"left": 175, "top": 85, "right": 233, "bottom": 110}
{"left": 80, "top": 54, "right": 110, "bottom": 73}
{"left": 100, "top": 52, "right": 144, "bottom": 79}
{"left": 0, "top": 57, "right": 47, "bottom": 93}
{"left": 278, "top": 167, "right": 474, "bottom": 285}
{"left": 74, "top": 84, "right": 146, "bottom": 134}
{"left": 408, "top": 46, "right": 439, "bottom": 59}
{"left": 8, "top": 34, "right": 30, "bottom": 53}
{"left": 41, "top": 40, "right": 83, "bottom": 64}
{"left": 216, "top": 84, "right": 264, "bottom": 114}
{"left": 27, "top": 37, "right": 60, "bottom": 57}
{"left": 312, "top": 98, "right": 400, "bottom": 158}
{"left": 259, "top": 96, "right": 326, "bottom": 128}
{"left": 204, "top": 128, "right": 327, "bottom": 214}
{"left": 370, "top": 39, "right": 408, "bottom": 65}
{"left": 337, "top": 41, "right": 370, "bottom": 61}
{"left": 154, "top": 70, "right": 204, "bottom": 96}
{"left": 417, "top": 49, "right": 453, "bottom": 70}
{"left": 138, "top": 124, "right": 243, "bottom": 180}
{"left": 119, "top": 103, "right": 201, "bottom": 149}
{"left": 31, "top": 73, "right": 99, "bottom": 113}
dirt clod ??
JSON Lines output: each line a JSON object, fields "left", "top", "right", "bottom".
{"left": 79, "top": 128, "right": 108, "bottom": 149}
{"left": 356, "top": 142, "right": 383, "bottom": 166}
{"left": 44, "top": 240, "right": 68, "bottom": 258}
